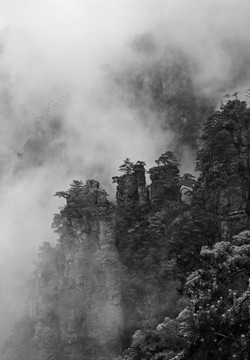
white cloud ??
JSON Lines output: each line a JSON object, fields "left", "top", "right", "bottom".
{"left": 0, "top": 0, "right": 250, "bottom": 343}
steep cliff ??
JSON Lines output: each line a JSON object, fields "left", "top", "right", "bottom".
{"left": 2, "top": 154, "right": 187, "bottom": 360}
{"left": 4, "top": 99, "right": 250, "bottom": 360}
{"left": 30, "top": 180, "right": 123, "bottom": 360}
{"left": 116, "top": 100, "right": 250, "bottom": 360}
{"left": 114, "top": 155, "right": 185, "bottom": 348}
{"left": 196, "top": 99, "right": 250, "bottom": 239}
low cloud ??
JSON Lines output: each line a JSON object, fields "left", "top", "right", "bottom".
{"left": 0, "top": 0, "right": 250, "bottom": 343}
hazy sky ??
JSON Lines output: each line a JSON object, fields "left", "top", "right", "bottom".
{"left": 0, "top": 0, "right": 250, "bottom": 343}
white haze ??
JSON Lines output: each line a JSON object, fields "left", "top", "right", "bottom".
{"left": 0, "top": 0, "right": 250, "bottom": 343}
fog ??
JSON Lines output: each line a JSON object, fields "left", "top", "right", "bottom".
{"left": 0, "top": 0, "right": 250, "bottom": 343}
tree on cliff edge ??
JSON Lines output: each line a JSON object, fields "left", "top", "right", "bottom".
{"left": 155, "top": 151, "right": 180, "bottom": 167}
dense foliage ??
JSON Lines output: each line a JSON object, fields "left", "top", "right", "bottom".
{"left": 116, "top": 100, "right": 250, "bottom": 360}
{"left": 179, "top": 231, "right": 250, "bottom": 360}
{"left": 117, "top": 318, "right": 185, "bottom": 360}
{"left": 118, "top": 231, "right": 250, "bottom": 360}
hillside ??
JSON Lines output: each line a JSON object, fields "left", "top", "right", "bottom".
{"left": 2, "top": 99, "right": 250, "bottom": 360}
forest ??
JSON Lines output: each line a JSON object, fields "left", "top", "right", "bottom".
{"left": 1, "top": 98, "right": 250, "bottom": 360}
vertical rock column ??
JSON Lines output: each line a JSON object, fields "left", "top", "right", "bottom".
{"left": 198, "top": 100, "right": 250, "bottom": 239}
{"left": 34, "top": 180, "right": 124, "bottom": 360}
{"left": 93, "top": 219, "right": 123, "bottom": 358}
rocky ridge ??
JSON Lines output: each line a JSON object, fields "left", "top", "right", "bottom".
{"left": 3, "top": 100, "right": 250, "bottom": 360}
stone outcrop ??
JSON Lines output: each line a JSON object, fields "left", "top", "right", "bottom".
{"left": 148, "top": 164, "right": 180, "bottom": 206}
{"left": 115, "top": 161, "right": 180, "bottom": 209}
{"left": 115, "top": 161, "right": 181, "bottom": 348}
{"left": 115, "top": 163, "right": 149, "bottom": 208}
{"left": 198, "top": 100, "right": 250, "bottom": 239}
{"left": 33, "top": 180, "right": 123, "bottom": 360}
{"left": 28, "top": 169, "right": 182, "bottom": 358}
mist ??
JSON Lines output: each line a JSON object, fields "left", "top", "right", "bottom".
{"left": 1, "top": 0, "right": 250, "bottom": 344}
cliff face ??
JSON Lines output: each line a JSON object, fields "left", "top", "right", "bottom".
{"left": 197, "top": 100, "right": 250, "bottom": 239}
{"left": 115, "top": 163, "right": 149, "bottom": 207}
{"left": 5, "top": 100, "right": 250, "bottom": 360}
{"left": 4, "top": 164, "right": 183, "bottom": 360}
{"left": 149, "top": 164, "right": 180, "bottom": 206}
{"left": 115, "top": 159, "right": 183, "bottom": 347}
{"left": 32, "top": 180, "right": 123, "bottom": 360}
